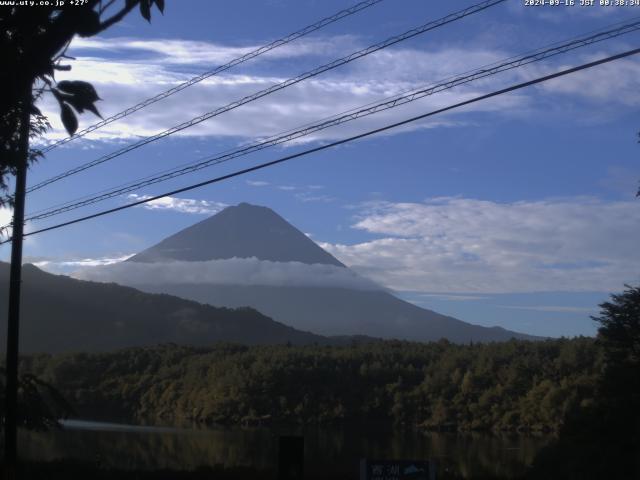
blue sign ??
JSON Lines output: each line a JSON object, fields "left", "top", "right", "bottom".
{"left": 360, "top": 460, "right": 435, "bottom": 480}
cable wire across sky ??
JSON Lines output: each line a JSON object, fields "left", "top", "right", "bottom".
{"left": 19, "top": 17, "right": 640, "bottom": 223}
{"left": 4, "top": 46, "right": 637, "bottom": 245}
{"left": 25, "top": 14, "right": 640, "bottom": 220}
{"left": 39, "top": 0, "right": 386, "bottom": 154}
{"left": 24, "top": 0, "right": 507, "bottom": 196}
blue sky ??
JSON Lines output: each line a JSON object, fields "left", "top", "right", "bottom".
{"left": 3, "top": 0, "right": 640, "bottom": 337}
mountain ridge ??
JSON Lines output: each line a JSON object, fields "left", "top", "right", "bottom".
{"left": 132, "top": 283, "right": 539, "bottom": 342}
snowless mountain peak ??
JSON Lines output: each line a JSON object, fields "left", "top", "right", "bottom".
{"left": 128, "top": 203, "right": 345, "bottom": 267}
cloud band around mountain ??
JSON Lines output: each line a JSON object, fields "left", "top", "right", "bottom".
{"left": 73, "top": 257, "right": 383, "bottom": 291}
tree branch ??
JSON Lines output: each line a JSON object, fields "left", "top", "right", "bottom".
{"left": 99, "top": 0, "right": 118, "bottom": 15}
{"left": 52, "top": 39, "right": 72, "bottom": 63}
{"left": 94, "top": 1, "right": 139, "bottom": 34}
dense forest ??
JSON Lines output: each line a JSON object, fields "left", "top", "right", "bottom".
{"left": 8, "top": 285, "right": 640, "bottom": 478}
{"left": 22, "top": 337, "right": 601, "bottom": 432}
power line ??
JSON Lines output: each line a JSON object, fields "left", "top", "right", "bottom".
{"left": 21, "top": 18, "right": 640, "bottom": 223}
{"left": 24, "top": 0, "right": 506, "bottom": 195}
{"left": 25, "top": 14, "right": 640, "bottom": 220}
{"left": 39, "top": 0, "right": 385, "bottom": 153}
{"left": 4, "top": 46, "right": 638, "bottom": 245}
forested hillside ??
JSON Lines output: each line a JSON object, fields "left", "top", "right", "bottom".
{"left": 0, "top": 263, "right": 331, "bottom": 352}
{"left": 22, "top": 338, "right": 601, "bottom": 432}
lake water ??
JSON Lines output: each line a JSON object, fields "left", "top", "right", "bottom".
{"left": 18, "top": 420, "right": 552, "bottom": 478}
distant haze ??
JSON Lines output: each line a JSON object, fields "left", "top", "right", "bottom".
{"left": 75, "top": 257, "right": 382, "bottom": 291}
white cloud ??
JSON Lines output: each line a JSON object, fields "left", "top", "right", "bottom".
{"left": 533, "top": 51, "right": 640, "bottom": 106}
{"left": 71, "top": 37, "right": 256, "bottom": 66}
{"left": 295, "top": 192, "right": 335, "bottom": 203}
{"left": 0, "top": 207, "right": 38, "bottom": 247}
{"left": 73, "top": 257, "right": 382, "bottom": 291}
{"left": 320, "top": 197, "right": 640, "bottom": 294}
{"left": 31, "top": 254, "right": 135, "bottom": 274}
{"left": 418, "top": 294, "right": 489, "bottom": 301}
{"left": 126, "top": 194, "right": 227, "bottom": 215}
{"left": 0, "top": 207, "right": 12, "bottom": 241}
{"left": 498, "top": 305, "right": 597, "bottom": 313}
{"left": 32, "top": 32, "right": 640, "bottom": 147}
{"left": 70, "top": 35, "right": 359, "bottom": 66}
{"left": 36, "top": 38, "right": 535, "bottom": 145}
{"left": 246, "top": 180, "right": 270, "bottom": 187}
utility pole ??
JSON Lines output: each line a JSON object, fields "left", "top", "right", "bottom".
{"left": 4, "top": 82, "right": 31, "bottom": 480}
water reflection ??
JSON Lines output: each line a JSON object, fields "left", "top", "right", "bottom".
{"left": 19, "top": 421, "right": 552, "bottom": 478}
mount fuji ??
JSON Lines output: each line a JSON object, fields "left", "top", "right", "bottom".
{"left": 78, "top": 203, "right": 536, "bottom": 342}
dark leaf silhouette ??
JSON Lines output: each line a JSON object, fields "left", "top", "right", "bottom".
{"left": 63, "top": 94, "right": 103, "bottom": 118}
{"left": 75, "top": 9, "right": 102, "bottom": 37}
{"left": 56, "top": 80, "right": 100, "bottom": 103}
{"left": 55, "top": 81, "right": 102, "bottom": 118}
{"left": 154, "top": 0, "right": 165, "bottom": 13}
{"left": 140, "top": 0, "right": 152, "bottom": 22}
{"left": 83, "top": 102, "right": 102, "bottom": 119}
{"left": 60, "top": 103, "right": 78, "bottom": 136}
